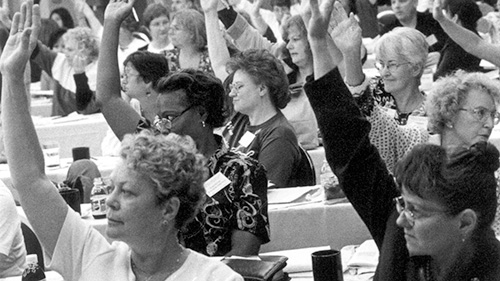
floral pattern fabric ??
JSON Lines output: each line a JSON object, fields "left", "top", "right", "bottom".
{"left": 165, "top": 47, "right": 214, "bottom": 74}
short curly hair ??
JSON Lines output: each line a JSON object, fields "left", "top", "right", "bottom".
{"left": 120, "top": 130, "right": 207, "bottom": 229}
{"left": 155, "top": 69, "right": 227, "bottom": 127}
{"left": 426, "top": 70, "right": 500, "bottom": 134}
{"left": 375, "top": 27, "right": 428, "bottom": 79}
{"left": 281, "top": 15, "right": 310, "bottom": 58}
{"left": 143, "top": 3, "right": 171, "bottom": 28}
{"left": 63, "top": 27, "right": 99, "bottom": 62}
{"left": 171, "top": 9, "right": 206, "bottom": 52}
{"left": 226, "top": 49, "right": 290, "bottom": 109}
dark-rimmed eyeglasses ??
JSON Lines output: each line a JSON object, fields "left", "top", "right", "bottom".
{"left": 153, "top": 105, "right": 194, "bottom": 135}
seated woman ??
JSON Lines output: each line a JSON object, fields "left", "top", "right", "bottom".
{"left": 96, "top": 0, "right": 269, "bottom": 257}
{"left": 426, "top": 70, "right": 500, "bottom": 235}
{"left": 333, "top": 15, "right": 429, "bottom": 172}
{"left": 31, "top": 26, "right": 99, "bottom": 116}
{"left": 166, "top": 9, "right": 213, "bottom": 73}
{"left": 433, "top": 0, "right": 483, "bottom": 80}
{"left": 225, "top": 49, "right": 306, "bottom": 188}
{"left": 0, "top": 3, "right": 243, "bottom": 280}
{"left": 304, "top": 1, "right": 500, "bottom": 279}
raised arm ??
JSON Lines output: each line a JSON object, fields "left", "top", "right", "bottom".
{"left": 202, "top": 0, "right": 230, "bottom": 81}
{"left": 96, "top": 0, "right": 141, "bottom": 140}
{"left": 1, "top": 0, "right": 66, "bottom": 257}
{"left": 73, "top": 0, "right": 103, "bottom": 38}
{"left": 330, "top": 5, "right": 364, "bottom": 87}
{"left": 433, "top": 0, "right": 500, "bottom": 67}
{"left": 303, "top": 0, "right": 335, "bottom": 78}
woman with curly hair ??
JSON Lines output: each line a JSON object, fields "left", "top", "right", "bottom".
{"left": 31, "top": 26, "right": 99, "bottom": 115}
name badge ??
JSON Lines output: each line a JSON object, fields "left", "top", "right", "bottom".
{"left": 426, "top": 34, "right": 437, "bottom": 46}
{"left": 238, "top": 131, "right": 256, "bottom": 148}
{"left": 204, "top": 172, "right": 231, "bottom": 197}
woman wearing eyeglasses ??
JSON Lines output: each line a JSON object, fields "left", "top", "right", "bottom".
{"left": 305, "top": 0, "right": 500, "bottom": 279}
{"left": 332, "top": 10, "right": 430, "bottom": 172}
{"left": 425, "top": 70, "right": 500, "bottom": 235}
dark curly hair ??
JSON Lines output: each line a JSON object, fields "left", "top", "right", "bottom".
{"left": 120, "top": 130, "right": 207, "bottom": 229}
{"left": 155, "top": 69, "right": 227, "bottom": 127}
{"left": 124, "top": 51, "right": 170, "bottom": 89}
{"left": 394, "top": 142, "right": 499, "bottom": 230}
{"left": 226, "top": 49, "right": 290, "bottom": 109}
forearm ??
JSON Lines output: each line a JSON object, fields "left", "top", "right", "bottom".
{"left": 249, "top": 12, "right": 268, "bottom": 36}
{"left": 96, "top": 19, "right": 122, "bottom": 105}
{"left": 342, "top": 48, "right": 365, "bottom": 87}
{"left": 1, "top": 75, "right": 66, "bottom": 256}
{"left": 310, "top": 38, "right": 335, "bottom": 80}
{"left": 205, "top": 10, "right": 230, "bottom": 81}
{"left": 74, "top": 73, "right": 98, "bottom": 114}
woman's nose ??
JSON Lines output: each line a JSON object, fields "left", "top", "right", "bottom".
{"left": 106, "top": 188, "right": 119, "bottom": 210}
{"left": 395, "top": 210, "right": 411, "bottom": 228}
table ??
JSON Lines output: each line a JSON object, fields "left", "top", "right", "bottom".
{"left": 33, "top": 113, "right": 111, "bottom": 158}
{"left": 3, "top": 156, "right": 119, "bottom": 202}
{"left": 48, "top": 188, "right": 372, "bottom": 253}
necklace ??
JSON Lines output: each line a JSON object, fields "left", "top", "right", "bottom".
{"left": 131, "top": 249, "right": 186, "bottom": 281}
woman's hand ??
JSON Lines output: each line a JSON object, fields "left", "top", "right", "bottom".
{"left": 0, "top": 0, "right": 39, "bottom": 78}
{"left": 104, "top": 0, "right": 136, "bottom": 23}
{"left": 72, "top": 51, "right": 88, "bottom": 74}
{"left": 305, "top": 0, "right": 335, "bottom": 41}
{"left": 201, "top": 0, "right": 224, "bottom": 13}
{"left": 0, "top": 0, "right": 11, "bottom": 29}
{"left": 330, "top": 2, "right": 361, "bottom": 55}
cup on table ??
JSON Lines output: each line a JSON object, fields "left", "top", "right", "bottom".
{"left": 42, "top": 141, "right": 60, "bottom": 168}
{"left": 311, "top": 249, "right": 344, "bottom": 281}
{"left": 59, "top": 188, "right": 81, "bottom": 214}
{"left": 72, "top": 146, "right": 90, "bottom": 162}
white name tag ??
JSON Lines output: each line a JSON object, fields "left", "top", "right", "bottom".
{"left": 426, "top": 34, "right": 437, "bottom": 46}
{"left": 204, "top": 172, "right": 231, "bottom": 197}
{"left": 238, "top": 131, "right": 256, "bottom": 148}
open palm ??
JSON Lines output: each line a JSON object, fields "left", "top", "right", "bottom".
{"left": 0, "top": 1, "right": 40, "bottom": 76}
{"left": 104, "top": 0, "right": 136, "bottom": 22}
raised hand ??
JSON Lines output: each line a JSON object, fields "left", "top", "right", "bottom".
{"left": 0, "top": 0, "right": 40, "bottom": 77}
{"left": 201, "top": 0, "right": 226, "bottom": 13}
{"left": 306, "top": 0, "right": 335, "bottom": 40}
{"left": 330, "top": 2, "right": 361, "bottom": 55}
{"left": 0, "top": 0, "right": 11, "bottom": 28}
{"left": 249, "top": 0, "right": 264, "bottom": 17}
{"left": 104, "top": 0, "right": 136, "bottom": 23}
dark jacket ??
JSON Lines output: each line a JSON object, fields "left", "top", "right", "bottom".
{"left": 303, "top": 68, "right": 500, "bottom": 281}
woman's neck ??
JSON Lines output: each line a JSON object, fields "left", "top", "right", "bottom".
{"left": 151, "top": 37, "right": 170, "bottom": 50}
{"left": 296, "top": 62, "right": 313, "bottom": 84}
{"left": 194, "top": 128, "right": 218, "bottom": 158}
{"left": 431, "top": 240, "right": 471, "bottom": 281}
{"left": 137, "top": 92, "right": 159, "bottom": 123}
{"left": 131, "top": 238, "right": 187, "bottom": 280}
{"left": 399, "top": 14, "right": 417, "bottom": 29}
{"left": 247, "top": 102, "right": 278, "bottom": 126}
{"left": 178, "top": 45, "right": 201, "bottom": 69}
{"left": 393, "top": 86, "right": 423, "bottom": 114}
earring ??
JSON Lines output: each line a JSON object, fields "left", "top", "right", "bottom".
{"left": 162, "top": 220, "right": 168, "bottom": 226}
{"left": 201, "top": 121, "right": 206, "bottom": 128}
{"left": 447, "top": 123, "right": 453, "bottom": 129}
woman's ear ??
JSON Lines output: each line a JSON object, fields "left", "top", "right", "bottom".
{"left": 162, "top": 196, "right": 180, "bottom": 222}
{"left": 258, "top": 84, "right": 268, "bottom": 97}
{"left": 458, "top": 208, "right": 478, "bottom": 239}
{"left": 411, "top": 63, "right": 423, "bottom": 78}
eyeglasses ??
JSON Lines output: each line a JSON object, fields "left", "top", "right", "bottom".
{"left": 120, "top": 72, "right": 141, "bottom": 83}
{"left": 229, "top": 83, "right": 245, "bottom": 95}
{"left": 394, "top": 196, "right": 417, "bottom": 226}
{"left": 153, "top": 105, "right": 194, "bottom": 135}
{"left": 374, "top": 61, "right": 410, "bottom": 73}
{"left": 459, "top": 107, "right": 500, "bottom": 125}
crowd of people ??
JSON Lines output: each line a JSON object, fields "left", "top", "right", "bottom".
{"left": 2, "top": 0, "right": 500, "bottom": 280}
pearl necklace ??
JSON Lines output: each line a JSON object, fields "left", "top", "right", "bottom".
{"left": 131, "top": 249, "right": 185, "bottom": 281}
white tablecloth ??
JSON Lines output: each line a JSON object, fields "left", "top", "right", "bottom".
{"left": 33, "top": 113, "right": 111, "bottom": 158}
{"left": 3, "top": 156, "right": 119, "bottom": 202}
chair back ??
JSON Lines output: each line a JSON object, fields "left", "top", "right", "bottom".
{"left": 295, "top": 146, "right": 316, "bottom": 186}
{"left": 20, "top": 222, "right": 44, "bottom": 271}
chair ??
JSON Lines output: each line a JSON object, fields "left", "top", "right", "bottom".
{"left": 21, "top": 222, "right": 44, "bottom": 271}
{"left": 295, "top": 146, "right": 316, "bottom": 187}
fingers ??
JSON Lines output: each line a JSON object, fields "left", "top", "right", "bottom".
{"left": 17, "top": 1, "right": 26, "bottom": 33}
{"left": 30, "top": 4, "right": 41, "bottom": 46}
{"left": 24, "top": 0, "right": 32, "bottom": 31}
{"left": 8, "top": 12, "right": 18, "bottom": 36}
{"left": 320, "top": 0, "right": 335, "bottom": 23}
{"left": 332, "top": 1, "right": 347, "bottom": 23}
